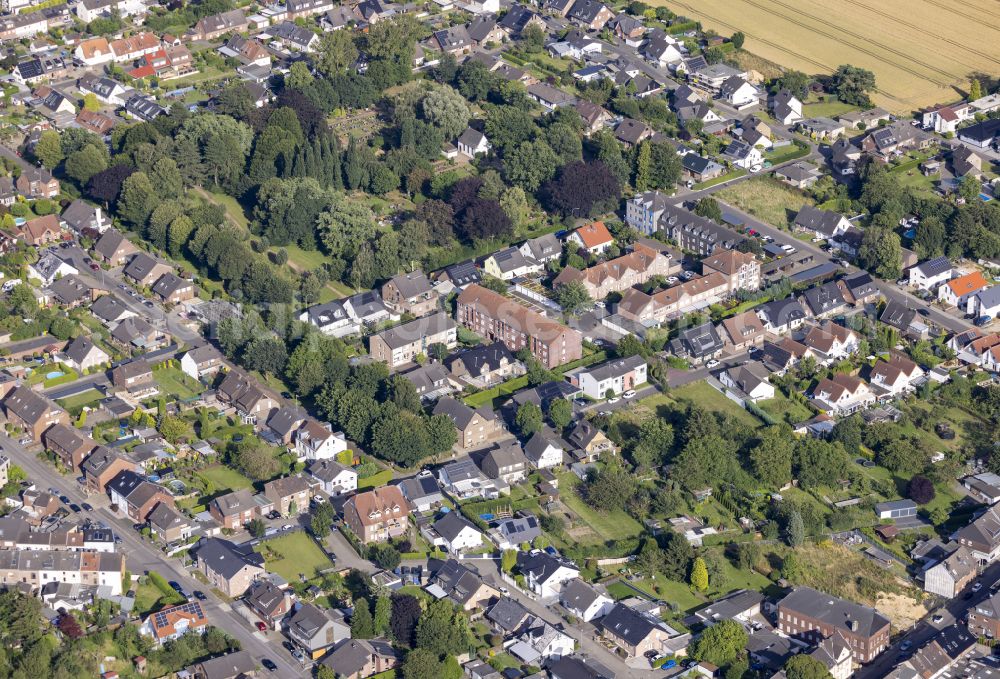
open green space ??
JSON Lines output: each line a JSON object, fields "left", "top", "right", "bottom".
{"left": 254, "top": 532, "right": 334, "bottom": 583}
{"left": 669, "top": 381, "right": 763, "bottom": 427}
{"left": 557, "top": 472, "right": 644, "bottom": 543}
{"left": 802, "top": 99, "right": 858, "bottom": 118}
{"left": 55, "top": 388, "right": 104, "bottom": 414}
{"left": 756, "top": 392, "right": 815, "bottom": 425}
{"left": 715, "top": 176, "right": 813, "bottom": 230}
{"left": 196, "top": 465, "right": 253, "bottom": 492}
{"left": 153, "top": 366, "right": 204, "bottom": 400}
{"left": 26, "top": 365, "right": 79, "bottom": 388}
{"left": 694, "top": 169, "right": 747, "bottom": 190}
{"left": 357, "top": 469, "right": 393, "bottom": 490}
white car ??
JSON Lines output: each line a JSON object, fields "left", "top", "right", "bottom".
{"left": 623, "top": 390, "right": 636, "bottom": 399}
{"left": 607, "top": 397, "right": 621, "bottom": 404}
{"left": 594, "top": 300, "right": 605, "bottom": 309}
{"left": 706, "top": 359, "right": 720, "bottom": 368}
{"left": 780, "top": 244, "right": 795, "bottom": 253}
{"left": 973, "top": 582, "right": 983, "bottom": 592}
{"left": 281, "top": 524, "right": 293, "bottom": 531}
{"left": 667, "top": 276, "right": 679, "bottom": 284}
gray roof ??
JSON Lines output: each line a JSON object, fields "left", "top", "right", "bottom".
{"left": 306, "top": 458, "right": 353, "bottom": 483}
{"left": 516, "top": 550, "right": 578, "bottom": 584}
{"left": 793, "top": 205, "right": 846, "bottom": 237}
{"left": 547, "top": 655, "right": 616, "bottom": 679}
{"left": 580, "top": 355, "right": 645, "bottom": 382}
{"left": 599, "top": 602, "right": 668, "bottom": 645}
{"left": 976, "top": 286, "right": 1000, "bottom": 309}
{"left": 187, "top": 650, "right": 256, "bottom": 679}
{"left": 879, "top": 300, "right": 916, "bottom": 331}
{"left": 802, "top": 281, "right": 848, "bottom": 315}
{"left": 372, "top": 312, "right": 455, "bottom": 350}
{"left": 395, "top": 473, "right": 443, "bottom": 503}
{"left": 49, "top": 275, "right": 96, "bottom": 305}
{"left": 111, "top": 316, "right": 154, "bottom": 345}
{"left": 778, "top": 586, "right": 890, "bottom": 638}
{"left": 442, "top": 260, "right": 481, "bottom": 287}
{"left": 433, "top": 510, "right": 479, "bottom": 542}
{"left": 489, "top": 246, "right": 530, "bottom": 273}
{"left": 266, "top": 405, "right": 308, "bottom": 438}
{"left": 322, "top": 639, "right": 395, "bottom": 676}
{"left": 678, "top": 322, "right": 724, "bottom": 357}
{"left": 64, "top": 335, "right": 102, "bottom": 365}
{"left": 123, "top": 252, "right": 163, "bottom": 281}
{"left": 433, "top": 396, "right": 495, "bottom": 430}
{"left": 495, "top": 514, "right": 541, "bottom": 544}
{"left": 151, "top": 272, "right": 189, "bottom": 297}
{"left": 4, "top": 386, "right": 60, "bottom": 425}
{"left": 147, "top": 502, "right": 188, "bottom": 532}
{"left": 523, "top": 430, "right": 565, "bottom": 464}
{"left": 692, "top": 589, "right": 764, "bottom": 624}
{"left": 60, "top": 200, "right": 102, "bottom": 231}
{"left": 561, "top": 578, "right": 605, "bottom": 612}
{"left": 486, "top": 596, "right": 530, "bottom": 632}
{"left": 758, "top": 297, "right": 807, "bottom": 326}
{"left": 523, "top": 233, "right": 561, "bottom": 261}
{"left": 194, "top": 537, "right": 264, "bottom": 580}
{"left": 447, "top": 342, "right": 515, "bottom": 378}
{"left": 429, "top": 558, "right": 492, "bottom": 605}
{"left": 245, "top": 579, "right": 287, "bottom": 617}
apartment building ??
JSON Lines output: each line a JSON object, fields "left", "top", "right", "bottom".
{"left": 777, "top": 586, "right": 890, "bottom": 663}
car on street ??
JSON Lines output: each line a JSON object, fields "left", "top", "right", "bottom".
{"left": 168, "top": 581, "right": 183, "bottom": 592}
{"left": 281, "top": 524, "right": 293, "bottom": 531}
{"left": 81, "top": 503, "right": 93, "bottom": 511}
{"left": 90, "top": 264, "right": 99, "bottom": 271}
{"left": 262, "top": 659, "right": 277, "bottom": 672}
{"left": 706, "top": 359, "right": 721, "bottom": 368}
{"left": 623, "top": 390, "right": 636, "bottom": 399}
{"left": 256, "top": 621, "right": 267, "bottom": 632}
{"left": 594, "top": 300, "right": 605, "bottom": 308}
{"left": 900, "top": 641, "right": 912, "bottom": 651}
{"left": 59, "top": 495, "right": 70, "bottom": 504}
{"left": 282, "top": 641, "right": 295, "bottom": 653}
{"left": 607, "top": 397, "right": 620, "bottom": 404}
{"left": 574, "top": 399, "right": 588, "bottom": 407}
{"left": 291, "top": 650, "right": 306, "bottom": 663}
{"left": 69, "top": 504, "right": 81, "bottom": 513}
{"left": 267, "top": 511, "right": 281, "bottom": 520}
{"left": 973, "top": 582, "right": 983, "bottom": 592}
{"left": 193, "top": 590, "right": 207, "bottom": 600}
{"left": 932, "top": 614, "right": 945, "bottom": 623}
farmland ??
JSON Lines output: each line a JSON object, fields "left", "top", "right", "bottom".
{"left": 657, "top": 0, "right": 1000, "bottom": 112}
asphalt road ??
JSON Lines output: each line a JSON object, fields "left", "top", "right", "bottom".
{"left": 0, "top": 432, "right": 307, "bottom": 677}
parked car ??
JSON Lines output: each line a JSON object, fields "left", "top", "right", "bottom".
{"left": 193, "top": 590, "right": 207, "bottom": 601}
{"left": 256, "top": 621, "right": 267, "bottom": 632}
{"left": 81, "top": 503, "right": 93, "bottom": 511}
{"left": 706, "top": 359, "right": 721, "bottom": 368}
{"left": 623, "top": 390, "right": 636, "bottom": 399}
{"left": 262, "top": 659, "right": 277, "bottom": 672}
{"left": 607, "top": 397, "right": 620, "bottom": 404}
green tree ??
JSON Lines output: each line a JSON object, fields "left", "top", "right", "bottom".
{"left": 522, "top": 24, "right": 545, "bottom": 52}
{"left": 34, "top": 130, "right": 63, "bottom": 168}
{"left": 374, "top": 596, "right": 391, "bottom": 635}
{"left": 351, "top": 599, "right": 375, "bottom": 638}
{"left": 694, "top": 197, "right": 723, "bottom": 223}
{"left": 117, "top": 171, "right": 159, "bottom": 227}
{"left": 422, "top": 86, "right": 472, "bottom": 140}
{"left": 632, "top": 417, "right": 674, "bottom": 469}
{"left": 504, "top": 140, "right": 558, "bottom": 192}
{"left": 832, "top": 64, "right": 877, "bottom": 107}
{"left": 499, "top": 186, "right": 529, "bottom": 228}
{"left": 858, "top": 226, "right": 902, "bottom": 279}
{"left": 731, "top": 31, "right": 745, "bottom": 49}
{"left": 689, "top": 619, "right": 748, "bottom": 667}
{"left": 247, "top": 518, "right": 266, "bottom": 539}
{"left": 958, "top": 173, "right": 982, "bottom": 202}
{"left": 415, "top": 599, "right": 468, "bottom": 656}
{"left": 555, "top": 280, "right": 592, "bottom": 314}
{"left": 515, "top": 401, "right": 543, "bottom": 436}
{"left": 786, "top": 509, "right": 805, "bottom": 548}
{"left": 784, "top": 653, "right": 833, "bottom": 679}
{"left": 501, "top": 549, "right": 517, "bottom": 573}
{"left": 316, "top": 29, "right": 359, "bottom": 77}
{"left": 402, "top": 648, "right": 442, "bottom": 679}
{"left": 64, "top": 144, "right": 108, "bottom": 184}
{"left": 969, "top": 78, "right": 983, "bottom": 102}
{"left": 547, "top": 398, "right": 573, "bottom": 430}
{"left": 690, "top": 556, "right": 709, "bottom": 591}
{"left": 749, "top": 426, "right": 794, "bottom": 489}
{"left": 83, "top": 92, "right": 100, "bottom": 111}
{"left": 287, "top": 61, "right": 314, "bottom": 89}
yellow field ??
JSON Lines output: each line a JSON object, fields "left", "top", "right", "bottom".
{"left": 660, "top": 0, "right": 1000, "bottom": 112}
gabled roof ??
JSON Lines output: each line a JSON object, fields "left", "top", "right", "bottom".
{"left": 516, "top": 550, "right": 579, "bottom": 584}
{"left": 945, "top": 271, "right": 989, "bottom": 297}
{"left": 433, "top": 510, "right": 479, "bottom": 542}
{"left": 486, "top": 596, "right": 530, "bottom": 632}
{"left": 793, "top": 205, "right": 847, "bottom": 237}
{"left": 778, "top": 586, "right": 889, "bottom": 637}
{"left": 193, "top": 537, "right": 265, "bottom": 579}
{"left": 599, "top": 602, "right": 668, "bottom": 645}
{"left": 572, "top": 221, "right": 613, "bottom": 248}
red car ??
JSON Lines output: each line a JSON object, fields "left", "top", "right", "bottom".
{"left": 256, "top": 622, "right": 267, "bottom": 632}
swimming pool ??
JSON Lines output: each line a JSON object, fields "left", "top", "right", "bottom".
{"left": 980, "top": 193, "right": 993, "bottom": 202}
{"left": 45, "top": 371, "right": 64, "bottom": 380}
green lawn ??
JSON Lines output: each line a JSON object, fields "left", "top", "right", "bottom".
{"left": 196, "top": 465, "right": 253, "bottom": 492}
{"left": 133, "top": 578, "right": 184, "bottom": 615}
{"left": 756, "top": 392, "right": 815, "bottom": 425}
{"left": 153, "top": 366, "right": 204, "bottom": 400}
{"left": 669, "top": 381, "right": 762, "bottom": 427}
{"left": 26, "top": 365, "right": 79, "bottom": 388}
{"left": 357, "top": 469, "right": 393, "bottom": 490}
{"left": 254, "top": 532, "right": 334, "bottom": 583}
{"left": 55, "top": 388, "right": 104, "bottom": 414}
{"left": 694, "top": 169, "right": 747, "bottom": 190}
{"left": 802, "top": 99, "right": 858, "bottom": 118}
{"left": 282, "top": 245, "right": 329, "bottom": 273}
{"left": 194, "top": 187, "right": 249, "bottom": 229}
{"left": 557, "top": 473, "right": 644, "bottom": 543}
{"left": 765, "top": 143, "right": 811, "bottom": 165}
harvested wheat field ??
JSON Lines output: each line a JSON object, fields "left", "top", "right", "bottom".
{"left": 660, "top": 0, "right": 1000, "bottom": 112}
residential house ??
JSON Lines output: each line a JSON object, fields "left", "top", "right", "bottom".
{"left": 486, "top": 597, "right": 531, "bottom": 635}
{"left": 266, "top": 406, "right": 308, "bottom": 446}
{"left": 757, "top": 297, "right": 808, "bottom": 334}
{"left": 381, "top": 270, "right": 439, "bottom": 317}
{"left": 81, "top": 447, "right": 136, "bottom": 494}
{"left": 456, "top": 285, "right": 583, "bottom": 369}
{"left": 147, "top": 502, "right": 192, "bottom": 543}
{"left": 286, "top": 0, "right": 334, "bottom": 19}
{"left": 690, "top": 589, "right": 764, "bottom": 627}
{"left": 675, "top": 322, "right": 724, "bottom": 364}
{"left": 624, "top": 196, "right": 745, "bottom": 253}
{"left": 179, "top": 344, "right": 225, "bottom": 382}
{"left": 457, "top": 127, "right": 491, "bottom": 157}
{"left": 566, "top": 0, "right": 613, "bottom": 29}
{"left": 516, "top": 550, "right": 579, "bottom": 599}
{"left": 16, "top": 166, "right": 59, "bottom": 199}
{"left": 215, "top": 370, "right": 279, "bottom": 426}
{"left": 17, "top": 214, "right": 61, "bottom": 246}
{"left": 491, "top": 514, "right": 542, "bottom": 551}
{"left": 140, "top": 601, "right": 208, "bottom": 644}
{"left": 60, "top": 200, "right": 109, "bottom": 236}
{"left": 151, "top": 272, "right": 195, "bottom": 304}
{"left": 293, "top": 419, "right": 347, "bottom": 462}
{"left": 719, "top": 361, "right": 774, "bottom": 402}
{"left": 721, "top": 139, "right": 763, "bottom": 170}
{"left": 77, "top": 74, "right": 131, "bottom": 106}
{"left": 193, "top": 537, "right": 266, "bottom": 597}
{"left": 968, "top": 286, "right": 1000, "bottom": 320}
{"left": 519, "top": 233, "right": 563, "bottom": 266}
{"left": 107, "top": 470, "right": 175, "bottom": 523}
{"left": 523, "top": 430, "right": 565, "bottom": 469}
{"left": 3, "top": 386, "right": 68, "bottom": 441}
{"left": 838, "top": 272, "right": 880, "bottom": 307}
{"left": 109, "top": 32, "right": 159, "bottom": 61}
{"left": 798, "top": 117, "right": 845, "bottom": 140}
{"left": 642, "top": 35, "right": 682, "bottom": 68}
{"left": 427, "top": 511, "right": 483, "bottom": 554}
{"left": 287, "top": 603, "right": 350, "bottom": 659}
{"left": 810, "top": 373, "right": 875, "bottom": 416}
{"left": 438, "top": 457, "right": 504, "bottom": 500}
{"left": 480, "top": 441, "right": 528, "bottom": 484}
{"left": 427, "top": 558, "right": 502, "bottom": 611}
{"left": 861, "top": 121, "right": 932, "bottom": 158}
{"left": 395, "top": 472, "right": 445, "bottom": 513}
{"left": 185, "top": 651, "right": 257, "bottom": 679}
{"left": 263, "top": 475, "right": 311, "bottom": 517}
{"left": 567, "top": 221, "right": 614, "bottom": 255}
{"left": 28, "top": 252, "right": 76, "bottom": 286}
{"left": 509, "top": 616, "right": 574, "bottom": 663}
{"left": 208, "top": 488, "right": 259, "bottom": 531}
{"left": 369, "top": 312, "right": 457, "bottom": 371}
{"left": 777, "top": 586, "right": 890, "bottom": 663}
{"left": 526, "top": 82, "right": 576, "bottom": 111}
{"left": 720, "top": 311, "right": 766, "bottom": 351}
{"left": 553, "top": 241, "right": 672, "bottom": 300}
{"left": 192, "top": 9, "right": 248, "bottom": 40}
{"left": 879, "top": 300, "right": 919, "bottom": 334}
{"left": 571, "top": 355, "right": 647, "bottom": 399}
{"left": 482, "top": 246, "right": 542, "bottom": 280}
{"left": 688, "top": 63, "right": 746, "bottom": 95}
{"left": 869, "top": 355, "right": 925, "bottom": 397}
{"left": 49, "top": 275, "right": 102, "bottom": 308}
{"left": 565, "top": 419, "right": 616, "bottom": 462}
{"left": 298, "top": 299, "right": 356, "bottom": 338}
{"left": 561, "top": 579, "right": 613, "bottom": 622}
{"left": 343, "top": 486, "right": 410, "bottom": 544}
{"left": 909, "top": 256, "right": 953, "bottom": 290}
{"left": 110, "top": 359, "right": 155, "bottom": 395}
{"left": 939, "top": 271, "right": 989, "bottom": 308}
{"left": 60, "top": 335, "right": 108, "bottom": 373}
{"left": 123, "top": 253, "right": 172, "bottom": 287}
{"left": 598, "top": 603, "right": 687, "bottom": 659}
{"left": 924, "top": 546, "right": 977, "bottom": 599}
{"left": 701, "top": 248, "right": 761, "bottom": 294}
{"left": 775, "top": 162, "right": 822, "bottom": 189}
{"left": 681, "top": 153, "right": 725, "bottom": 183}
{"left": 433, "top": 25, "right": 473, "bottom": 55}
{"left": 793, "top": 205, "right": 852, "bottom": 240}
{"left": 801, "top": 321, "right": 860, "bottom": 363}
{"left": 401, "top": 363, "right": 454, "bottom": 401}
{"left": 42, "top": 423, "right": 96, "bottom": 471}
{"left": 968, "top": 592, "right": 1000, "bottom": 637}
{"left": 320, "top": 639, "right": 398, "bottom": 679}
{"left": 611, "top": 12, "right": 645, "bottom": 45}
{"left": 446, "top": 342, "right": 521, "bottom": 387}
{"left": 74, "top": 36, "right": 113, "bottom": 65}
{"left": 770, "top": 89, "right": 803, "bottom": 124}
{"left": 802, "top": 281, "right": 849, "bottom": 318}
{"left": 719, "top": 76, "right": 759, "bottom": 108}
{"left": 957, "top": 505, "right": 1000, "bottom": 563}
{"left": 613, "top": 118, "right": 653, "bottom": 148}
{"left": 498, "top": 4, "right": 544, "bottom": 35}
{"left": 306, "top": 459, "right": 357, "bottom": 496}
{"left": 92, "top": 229, "right": 139, "bottom": 266}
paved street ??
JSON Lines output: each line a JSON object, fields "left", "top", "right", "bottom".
{"left": 0, "top": 432, "right": 307, "bottom": 677}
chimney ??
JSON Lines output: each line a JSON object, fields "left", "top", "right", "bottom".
{"left": 847, "top": 619, "right": 858, "bottom": 632}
